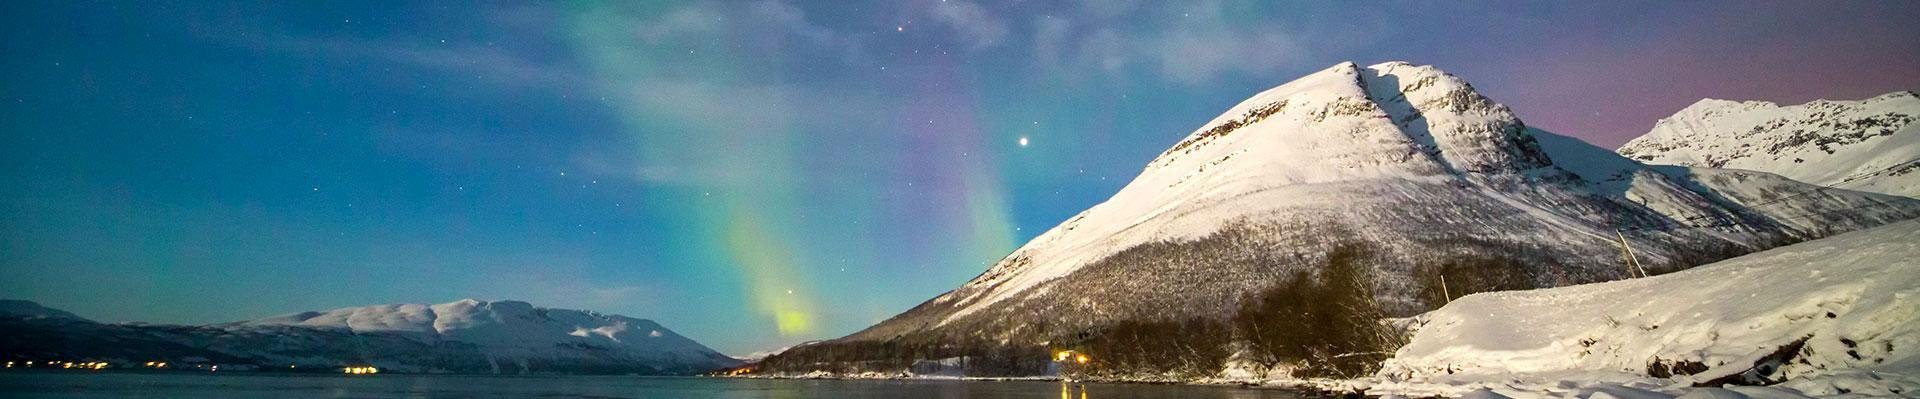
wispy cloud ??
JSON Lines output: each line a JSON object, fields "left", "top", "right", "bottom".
{"left": 930, "top": 0, "right": 1011, "bottom": 51}
{"left": 1027, "top": 1, "right": 1382, "bottom": 86}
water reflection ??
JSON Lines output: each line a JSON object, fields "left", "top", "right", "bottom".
{"left": 1061, "top": 382, "right": 1088, "bottom": 399}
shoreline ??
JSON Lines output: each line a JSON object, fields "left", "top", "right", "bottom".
{"left": 719, "top": 372, "right": 1346, "bottom": 395}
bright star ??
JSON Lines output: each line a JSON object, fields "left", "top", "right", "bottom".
{"left": 1018, "top": 136, "right": 1029, "bottom": 147}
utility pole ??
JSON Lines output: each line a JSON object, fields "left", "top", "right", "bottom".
{"left": 1615, "top": 228, "right": 1646, "bottom": 278}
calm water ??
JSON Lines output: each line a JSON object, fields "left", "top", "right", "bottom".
{"left": 0, "top": 372, "right": 1310, "bottom": 398}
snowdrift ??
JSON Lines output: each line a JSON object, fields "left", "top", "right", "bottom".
{"left": 1374, "top": 220, "right": 1920, "bottom": 398}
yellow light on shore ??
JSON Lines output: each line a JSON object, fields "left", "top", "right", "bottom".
{"left": 1053, "top": 350, "right": 1090, "bottom": 364}
{"left": 344, "top": 366, "right": 379, "bottom": 375}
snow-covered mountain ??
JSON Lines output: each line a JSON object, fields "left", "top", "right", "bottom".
{"left": 0, "top": 300, "right": 88, "bottom": 321}
{"left": 760, "top": 61, "right": 1920, "bottom": 375}
{"left": 1618, "top": 91, "right": 1920, "bottom": 197}
{"left": 1373, "top": 219, "right": 1920, "bottom": 398}
{"left": 0, "top": 299, "right": 738, "bottom": 374}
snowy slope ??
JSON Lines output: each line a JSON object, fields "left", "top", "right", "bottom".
{"left": 0, "top": 299, "right": 738, "bottom": 374}
{"left": 0, "top": 300, "right": 88, "bottom": 321}
{"left": 1372, "top": 219, "right": 1920, "bottom": 399}
{"left": 225, "top": 299, "right": 736, "bottom": 371}
{"left": 1618, "top": 91, "right": 1920, "bottom": 197}
{"left": 802, "top": 61, "right": 1920, "bottom": 359}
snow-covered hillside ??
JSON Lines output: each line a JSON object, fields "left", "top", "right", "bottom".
{"left": 1372, "top": 219, "right": 1920, "bottom": 399}
{"left": 227, "top": 299, "right": 732, "bottom": 370}
{"left": 817, "top": 61, "right": 1919, "bottom": 352}
{"left": 0, "top": 299, "right": 739, "bottom": 374}
{"left": 0, "top": 300, "right": 88, "bottom": 321}
{"left": 1618, "top": 91, "right": 1920, "bottom": 197}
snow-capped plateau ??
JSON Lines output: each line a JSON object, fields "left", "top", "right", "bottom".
{"left": 760, "top": 61, "right": 1920, "bottom": 375}
{"left": 1618, "top": 91, "right": 1920, "bottom": 197}
{"left": 0, "top": 299, "right": 738, "bottom": 374}
{"left": 1371, "top": 219, "right": 1920, "bottom": 399}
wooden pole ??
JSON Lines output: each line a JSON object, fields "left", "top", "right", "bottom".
{"left": 1615, "top": 228, "right": 1645, "bottom": 278}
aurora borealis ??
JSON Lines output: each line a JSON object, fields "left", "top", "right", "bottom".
{"left": 3, "top": 1, "right": 1918, "bottom": 354}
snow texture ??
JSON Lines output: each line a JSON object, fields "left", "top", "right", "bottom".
{"left": 231, "top": 298, "right": 729, "bottom": 367}
{"left": 1372, "top": 220, "right": 1920, "bottom": 399}
{"left": 1619, "top": 91, "right": 1920, "bottom": 197}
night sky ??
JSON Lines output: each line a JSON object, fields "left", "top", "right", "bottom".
{"left": 3, "top": 1, "right": 1916, "bottom": 354}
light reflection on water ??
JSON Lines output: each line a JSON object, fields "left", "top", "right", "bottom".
{"left": 0, "top": 372, "right": 1310, "bottom": 398}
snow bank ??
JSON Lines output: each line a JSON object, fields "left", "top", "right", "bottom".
{"left": 1371, "top": 219, "right": 1920, "bottom": 398}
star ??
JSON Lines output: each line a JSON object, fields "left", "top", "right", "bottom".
{"left": 1018, "top": 136, "right": 1029, "bottom": 147}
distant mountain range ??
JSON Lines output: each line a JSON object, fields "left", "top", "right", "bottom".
{"left": 0, "top": 299, "right": 88, "bottom": 321}
{"left": 1619, "top": 91, "right": 1919, "bottom": 197}
{"left": 755, "top": 61, "right": 1920, "bottom": 377}
{"left": 0, "top": 299, "right": 738, "bottom": 374}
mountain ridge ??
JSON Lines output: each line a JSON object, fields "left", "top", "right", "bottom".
{"left": 0, "top": 298, "right": 739, "bottom": 374}
{"left": 1618, "top": 90, "right": 1920, "bottom": 197}
{"left": 0, "top": 300, "right": 88, "bottom": 322}
{"left": 755, "top": 61, "right": 1920, "bottom": 377}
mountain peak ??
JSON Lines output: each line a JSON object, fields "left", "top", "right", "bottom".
{"left": 1620, "top": 90, "right": 1920, "bottom": 196}
{"left": 1871, "top": 90, "right": 1918, "bottom": 102}
{"left": 780, "top": 63, "right": 1920, "bottom": 375}
{"left": 1148, "top": 60, "right": 1548, "bottom": 184}
{"left": 0, "top": 299, "right": 88, "bottom": 321}
{"left": 1670, "top": 98, "right": 1776, "bottom": 121}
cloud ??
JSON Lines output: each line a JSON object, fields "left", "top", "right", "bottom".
{"left": 635, "top": 6, "right": 726, "bottom": 43}
{"left": 930, "top": 0, "right": 1011, "bottom": 50}
{"left": 1150, "top": 19, "right": 1310, "bottom": 85}
{"left": 1026, "top": 1, "right": 1359, "bottom": 86}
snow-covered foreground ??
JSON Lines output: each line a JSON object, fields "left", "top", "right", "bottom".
{"left": 1364, "top": 219, "right": 1920, "bottom": 399}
